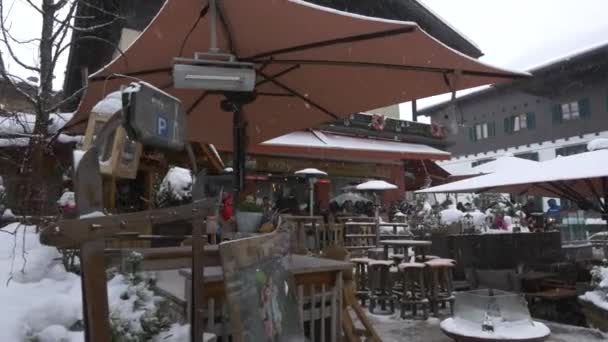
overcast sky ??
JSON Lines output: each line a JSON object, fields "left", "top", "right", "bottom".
{"left": 4, "top": 0, "right": 608, "bottom": 112}
{"left": 401, "top": 0, "right": 608, "bottom": 122}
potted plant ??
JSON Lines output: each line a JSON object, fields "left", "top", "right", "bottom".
{"left": 235, "top": 199, "right": 264, "bottom": 233}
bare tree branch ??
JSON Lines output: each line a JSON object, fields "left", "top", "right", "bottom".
{"left": 0, "top": 2, "right": 41, "bottom": 73}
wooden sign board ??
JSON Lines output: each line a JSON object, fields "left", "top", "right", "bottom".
{"left": 233, "top": 155, "right": 393, "bottom": 179}
{"left": 219, "top": 233, "right": 305, "bottom": 342}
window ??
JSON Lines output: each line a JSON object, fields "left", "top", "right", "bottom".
{"left": 561, "top": 102, "right": 580, "bottom": 120}
{"left": 472, "top": 158, "right": 495, "bottom": 167}
{"left": 469, "top": 122, "right": 495, "bottom": 142}
{"left": 505, "top": 112, "right": 535, "bottom": 133}
{"left": 555, "top": 144, "right": 587, "bottom": 157}
{"left": 553, "top": 99, "right": 590, "bottom": 124}
{"left": 476, "top": 123, "right": 488, "bottom": 140}
{"left": 513, "top": 114, "right": 526, "bottom": 131}
{"left": 515, "top": 152, "right": 539, "bottom": 161}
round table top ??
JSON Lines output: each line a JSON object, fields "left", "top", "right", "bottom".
{"left": 379, "top": 239, "right": 432, "bottom": 247}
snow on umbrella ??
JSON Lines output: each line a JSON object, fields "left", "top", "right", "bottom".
{"left": 294, "top": 168, "right": 328, "bottom": 176}
{"left": 330, "top": 192, "right": 371, "bottom": 205}
{"left": 417, "top": 139, "right": 608, "bottom": 224}
{"left": 356, "top": 180, "right": 398, "bottom": 191}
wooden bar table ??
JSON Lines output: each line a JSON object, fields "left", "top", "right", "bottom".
{"left": 179, "top": 254, "right": 352, "bottom": 341}
{"left": 379, "top": 239, "right": 432, "bottom": 260}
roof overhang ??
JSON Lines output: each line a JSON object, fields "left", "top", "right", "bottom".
{"left": 245, "top": 130, "right": 450, "bottom": 163}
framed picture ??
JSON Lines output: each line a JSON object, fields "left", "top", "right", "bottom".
{"left": 219, "top": 232, "right": 305, "bottom": 342}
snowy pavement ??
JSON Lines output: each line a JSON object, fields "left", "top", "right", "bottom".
{"left": 362, "top": 311, "right": 608, "bottom": 342}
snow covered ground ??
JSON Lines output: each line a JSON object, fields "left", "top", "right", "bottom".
{"left": 364, "top": 311, "right": 608, "bottom": 342}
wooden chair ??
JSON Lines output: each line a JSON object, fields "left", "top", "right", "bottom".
{"left": 321, "top": 246, "right": 381, "bottom": 342}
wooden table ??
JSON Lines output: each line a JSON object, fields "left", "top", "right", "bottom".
{"left": 379, "top": 239, "right": 432, "bottom": 260}
{"left": 179, "top": 255, "right": 352, "bottom": 342}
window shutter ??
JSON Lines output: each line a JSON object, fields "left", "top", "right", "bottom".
{"left": 489, "top": 121, "right": 496, "bottom": 137}
{"left": 526, "top": 112, "right": 536, "bottom": 130}
{"left": 504, "top": 117, "right": 511, "bottom": 134}
{"left": 552, "top": 105, "right": 563, "bottom": 124}
{"left": 468, "top": 127, "right": 476, "bottom": 142}
{"left": 579, "top": 98, "right": 591, "bottom": 118}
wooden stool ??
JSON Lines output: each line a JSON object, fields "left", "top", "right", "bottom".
{"left": 425, "top": 258, "right": 456, "bottom": 316}
{"left": 350, "top": 257, "right": 371, "bottom": 305}
{"left": 367, "top": 260, "right": 396, "bottom": 313}
{"left": 398, "top": 262, "right": 429, "bottom": 319}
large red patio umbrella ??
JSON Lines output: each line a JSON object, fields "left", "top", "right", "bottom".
{"left": 68, "top": 0, "right": 526, "bottom": 150}
{"left": 68, "top": 0, "right": 527, "bottom": 198}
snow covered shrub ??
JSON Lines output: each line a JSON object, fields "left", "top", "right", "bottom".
{"left": 108, "top": 251, "right": 171, "bottom": 342}
{"left": 155, "top": 167, "right": 192, "bottom": 208}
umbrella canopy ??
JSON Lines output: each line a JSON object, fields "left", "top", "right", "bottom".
{"left": 472, "top": 154, "right": 538, "bottom": 174}
{"left": 330, "top": 192, "right": 371, "bottom": 205}
{"left": 417, "top": 139, "right": 608, "bottom": 214}
{"left": 356, "top": 180, "right": 398, "bottom": 191}
{"left": 67, "top": 0, "right": 526, "bottom": 150}
{"left": 294, "top": 168, "right": 328, "bottom": 176}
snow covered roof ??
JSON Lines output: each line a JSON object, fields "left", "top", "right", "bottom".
{"left": 257, "top": 130, "right": 450, "bottom": 161}
{"left": 0, "top": 112, "right": 81, "bottom": 147}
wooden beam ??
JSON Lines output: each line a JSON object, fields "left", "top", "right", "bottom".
{"left": 40, "top": 199, "right": 217, "bottom": 248}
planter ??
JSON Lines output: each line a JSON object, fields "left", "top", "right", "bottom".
{"left": 579, "top": 295, "right": 608, "bottom": 332}
{"left": 235, "top": 211, "right": 263, "bottom": 233}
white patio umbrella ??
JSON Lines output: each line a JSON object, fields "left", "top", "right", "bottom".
{"left": 417, "top": 139, "right": 608, "bottom": 222}
{"left": 330, "top": 192, "right": 371, "bottom": 205}
{"left": 355, "top": 180, "right": 398, "bottom": 245}
{"left": 295, "top": 168, "right": 327, "bottom": 216}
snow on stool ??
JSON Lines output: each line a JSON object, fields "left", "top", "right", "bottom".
{"left": 350, "top": 257, "right": 372, "bottom": 304}
{"left": 368, "top": 260, "right": 396, "bottom": 313}
{"left": 398, "top": 262, "right": 429, "bottom": 319}
{"left": 425, "top": 259, "right": 455, "bottom": 316}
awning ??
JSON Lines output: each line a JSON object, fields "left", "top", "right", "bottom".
{"left": 66, "top": 0, "right": 527, "bottom": 150}
{"left": 248, "top": 130, "right": 450, "bottom": 162}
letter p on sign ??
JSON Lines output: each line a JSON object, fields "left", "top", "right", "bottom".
{"left": 157, "top": 115, "right": 168, "bottom": 137}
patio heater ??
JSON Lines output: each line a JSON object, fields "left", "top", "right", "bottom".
{"left": 173, "top": 0, "right": 256, "bottom": 201}
{"left": 294, "top": 168, "right": 327, "bottom": 216}
{"left": 355, "top": 180, "right": 398, "bottom": 246}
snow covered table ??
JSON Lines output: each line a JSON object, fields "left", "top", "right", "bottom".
{"left": 440, "top": 318, "right": 550, "bottom": 342}
{"left": 441, "top": 289, "right": 550, "bottom": 342}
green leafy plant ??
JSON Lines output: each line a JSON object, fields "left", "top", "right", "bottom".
{"left": 237, "top": 201, "right": 264, "bottom": 213}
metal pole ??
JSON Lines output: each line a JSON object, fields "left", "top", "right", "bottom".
{"left": 209, "top": 0, "right": 219, "bottom": 53}
{"left": 309, "top": 178, "right": 314, "bottom": 217}
{"left": 374, "top": 193, "right": 380, "bottom": 246}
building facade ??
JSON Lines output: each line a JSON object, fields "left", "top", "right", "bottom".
{"left": 418, "top": 43, "right": 608, "bottom": 174}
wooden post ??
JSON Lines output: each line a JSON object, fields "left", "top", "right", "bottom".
{"left": 191, "top": 218, "right": 206, "bottom": 342}
{"left": 412, "top": 99, "right": 418, "bottom": 122}
{"left": 80, "top": 239, "right": 111, "bottom": 342}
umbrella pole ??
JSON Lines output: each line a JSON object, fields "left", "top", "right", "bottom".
{"left": 222, "top": 93, "right": 256, "bottom": 202}
{"left": 233, "top": 107, "right": 244, "bottom": 202}
{"left": 374, "top": 192, "right": 380, "bottom": 246}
